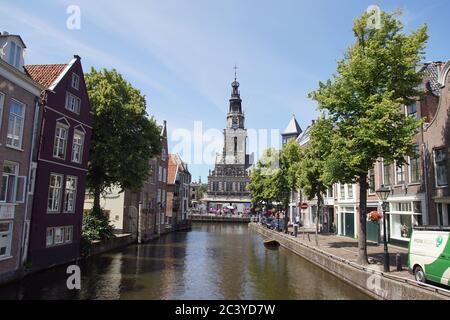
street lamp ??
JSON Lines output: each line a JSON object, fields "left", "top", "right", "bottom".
{"left": 376, "top": 185, "right": 391, "bottom": 273}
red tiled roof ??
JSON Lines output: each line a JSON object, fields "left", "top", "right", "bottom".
{"left": 24, "top": 64, "right": 68, "bottom": 88}
{"left": 167, "top": 154, "right": 177, "bottom": 184}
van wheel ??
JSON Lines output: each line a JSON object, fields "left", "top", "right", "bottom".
{"left": 414, "top": 266, "right": 426, "bottom": 283}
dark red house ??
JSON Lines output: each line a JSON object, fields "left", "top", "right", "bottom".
{"left": 24, "top": 55, "right": 92, "bottom": 270}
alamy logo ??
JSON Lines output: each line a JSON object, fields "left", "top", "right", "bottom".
{"left": 66, "top": 5, "right": 81, "bottom": 30}
{"left": 366, "top": 265, "right": 388, "bottom": 299}
{"left": 366, "top": 5, "right": 382, "bottom": 30}
{"left": 66, "top": 265, "right": 81, "bottom": 290}
{"left": 436, "top": 236, "right": 443, "bottom": 248}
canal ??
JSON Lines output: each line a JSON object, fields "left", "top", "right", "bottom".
{"left": 0, "top": 223, "right": 370, "bottom": 299}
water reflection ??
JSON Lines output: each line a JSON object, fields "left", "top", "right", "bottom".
{"left": 0, "top": 223, "right": 370, "bottom": 300}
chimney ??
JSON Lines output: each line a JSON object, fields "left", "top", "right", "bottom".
{"left": 2, "top": 31, "right": 9, "bottom": 36}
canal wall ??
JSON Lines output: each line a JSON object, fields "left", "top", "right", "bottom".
{"left": 249, "top": 223, "right": 450, "bottom": 300}
{"left": 190, "top": 214, "right": 250, "bottom": 223}
{"left": 86, "top": 234, "right": 135, "bottom": 257}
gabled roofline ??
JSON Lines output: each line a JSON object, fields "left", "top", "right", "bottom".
{"left": 48, "top": 57, "right": 78, "bottom": 91}
{"left": 0, "top": 34, "right": 26, "bottom": 48}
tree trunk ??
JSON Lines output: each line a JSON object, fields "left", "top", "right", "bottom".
{"left": 93, "top": 185, "right": 102, "bottom": 218}
{"left": 358, "top": 173, "right": 369, "bottom": 265}
{"left": 315, "top": 189, "right": 323, "bottom": 247}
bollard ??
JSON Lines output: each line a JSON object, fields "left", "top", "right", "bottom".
{"left": 294, "top": 225, "right": 298, "bottom": 237}
{"left": 396, "top": 253, "right": 402, "bottom": 271}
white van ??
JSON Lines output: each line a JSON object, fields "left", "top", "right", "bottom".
{"left": 408, "top": 226, "right": 450, "bottom": 286}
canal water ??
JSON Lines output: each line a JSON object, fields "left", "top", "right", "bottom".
{"left": 0, "top": 223, "right": 370, "bottom": 300}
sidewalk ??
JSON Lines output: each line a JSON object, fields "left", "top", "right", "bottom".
{"left": 286, "top": 227, "right": 413, "bottom": 280}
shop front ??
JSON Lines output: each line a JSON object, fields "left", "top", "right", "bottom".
{"left": 386, "top": 200, "right": 424, "bottom": 246}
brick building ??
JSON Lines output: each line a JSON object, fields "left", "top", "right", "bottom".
{"left": 25, "top": 55, "right": 93, "bottom": 270}
{"left": 0, "top": 32, "right": 43, "bottom": 284}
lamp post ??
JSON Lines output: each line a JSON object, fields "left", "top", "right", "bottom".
{"left": 376, "top": 185, "right": 391, "bottom": 273}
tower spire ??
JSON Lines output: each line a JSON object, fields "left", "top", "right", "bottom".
{"left": 234, "top": 64, "right": 238, "bottom": 81}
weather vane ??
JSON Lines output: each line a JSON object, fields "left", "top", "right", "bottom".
{"left": 234, "top": 64, "right": 238, "bottom": 81}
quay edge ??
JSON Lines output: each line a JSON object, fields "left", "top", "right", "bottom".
{"left": 249, "top": 223, "right": 450, "bottom": 300}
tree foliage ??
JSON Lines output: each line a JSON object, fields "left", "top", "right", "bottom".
{"left": 309, "top": 9, "right": 428, "bottom": 263}
{"left": 85, "top": 68, "right": 162, "bottom": 215}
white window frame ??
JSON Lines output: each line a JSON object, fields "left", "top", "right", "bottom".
{"left": 71, "top": 130, "right": 84, "bottom": 163}
{"left": 6, "top": 99, "right": 25, "bottom": 149}
{"left": 46, "top": 228, "right": 54, "bottom": 247}
{"left": 395, "top": 161, "right": 406, "bottom": 185}
{"left": 434, "top": 148, "right": 448, "bottom": 187}
{"left": 63, "top": 176, "right": 77, "bottom": 213}
{"left": 65, "top": 92, "right": 81, "bottom": 114}
{"left": 382, "top": 160, "right": 391, "bottom": 186}
{"left": 408, "top": 145, "right": 421, "bottom": 184}
{"left": 347, "top": 184, "right": 353, "bottom": 199}
{"left": 47, "top": 173, "right": 64, "bottom": 213}
{"left": 53, "top": 123, "right": 69, "bottom": 159}
{"left": 8, "top": 41, "right": 22, "bottom": 68}
{"left": 0, "top": 221, "right": 13, "bottom": 259}
{"left": 0, "top": 161, "right": 25, "bottom": 204}
{"left": 71, "top": 73, "right": 80, "bottom": 90}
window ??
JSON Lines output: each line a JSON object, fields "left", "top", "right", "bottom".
{"left": 383, "top": 162, "right": 391, "bottom": 186}
{"left": 47, "top": 173, "right": 63, "bottom": 212}
{"left": 71, "top": 130, "right": 84, "bottom": 163}
{"left": 0, "top": 162, "right": 25, "bottom": 203}
{"left": 0, "top": 92, "right": 4, "bottom": 131}
{"left": 63, "top": 176, "right": 77, "bottom": 213}
{"left": 347, "top": 184, "right": 353, "bottom": 199}
{"left": 409, "top": 144, "right": 421, "bottom": 183}
{"left": 0, "top": 222, "right": 13, "bottom": 258}
{"left": 406, "top": 103, "right": 418, "bottom": 119}
{"left": 340, "top": 184, "right": 345, "bottom": 199}
{"left": 54, "top": 227, "right": 64, "bottom": 245}
{"left": 6, "top": 100, "right": 25, "bottom": 149}
{"left": 8, "top": 41, "right": 22, "bottom": 68}
{"left": 65, "top": 92, "right": 81, "bottom": 114}
{"left": 46, "top": 226, "right": 72, "bottom": 247}
{"left": 71, "top": 73, "right": 80, "bottom": 90}
{"left": 46, "top": 228, "right": 54, "bottom": 247}
{"left": 53, "top": 124, "right": 68, "bottom": 159}
{"left": 434, "top": 148, "right": 448, "bottom": 187}
{"left": 65, "top": 226, "right": 73, "bottom": 243}
{"left": 368, "top": 168, "right": 375, "bottom": 193}
{"left": 396, "top": 162, "right": 405, "bottom": 185}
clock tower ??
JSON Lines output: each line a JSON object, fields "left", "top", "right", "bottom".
{"left": 204, "top": 70, "right": 252, "bottom": 213}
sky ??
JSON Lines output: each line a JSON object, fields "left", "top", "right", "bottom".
{"left": 2, "top": 0, "right": 449, "bottom": 182}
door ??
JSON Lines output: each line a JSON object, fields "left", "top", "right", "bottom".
{"left": 345, "top": 212, "right": 355, "bottom": 238}
{"left": 366, "top": 207, "right": 380, "bottom": 243}
{"left": 366, "top": 221, "right": 380, "bottom": 243}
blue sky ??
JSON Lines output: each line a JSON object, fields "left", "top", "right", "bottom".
{"left": 2, "top": 0, "right": 449, "bottom": 182}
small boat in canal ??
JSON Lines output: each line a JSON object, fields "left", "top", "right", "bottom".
{"left": 263, "top": 239, "right": 280, "bottom": 249}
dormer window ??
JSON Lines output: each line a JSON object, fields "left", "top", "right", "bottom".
{"left": 8, "top": 41, "right": 22, "bottom": 69}
{"left": 71, "top": 73, "right": 79, "bottom": 90}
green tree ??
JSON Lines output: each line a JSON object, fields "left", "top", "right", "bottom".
{"left": 309, "top": 10, "right": 427, "bottom": 264}
{"left": 248, "top": 143, "right": 301, "bottom": 231}
{"left": 297, "top": 117, "right": 334, "bottom": 245}
{"left": 85, "top": 68, "right": 162, "bottom": 219}
{"left": 248, "top": 148, "right": 278, "bottom": 209}
{"left": 279, "top": 139, "right": 302, "bottom": 232}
